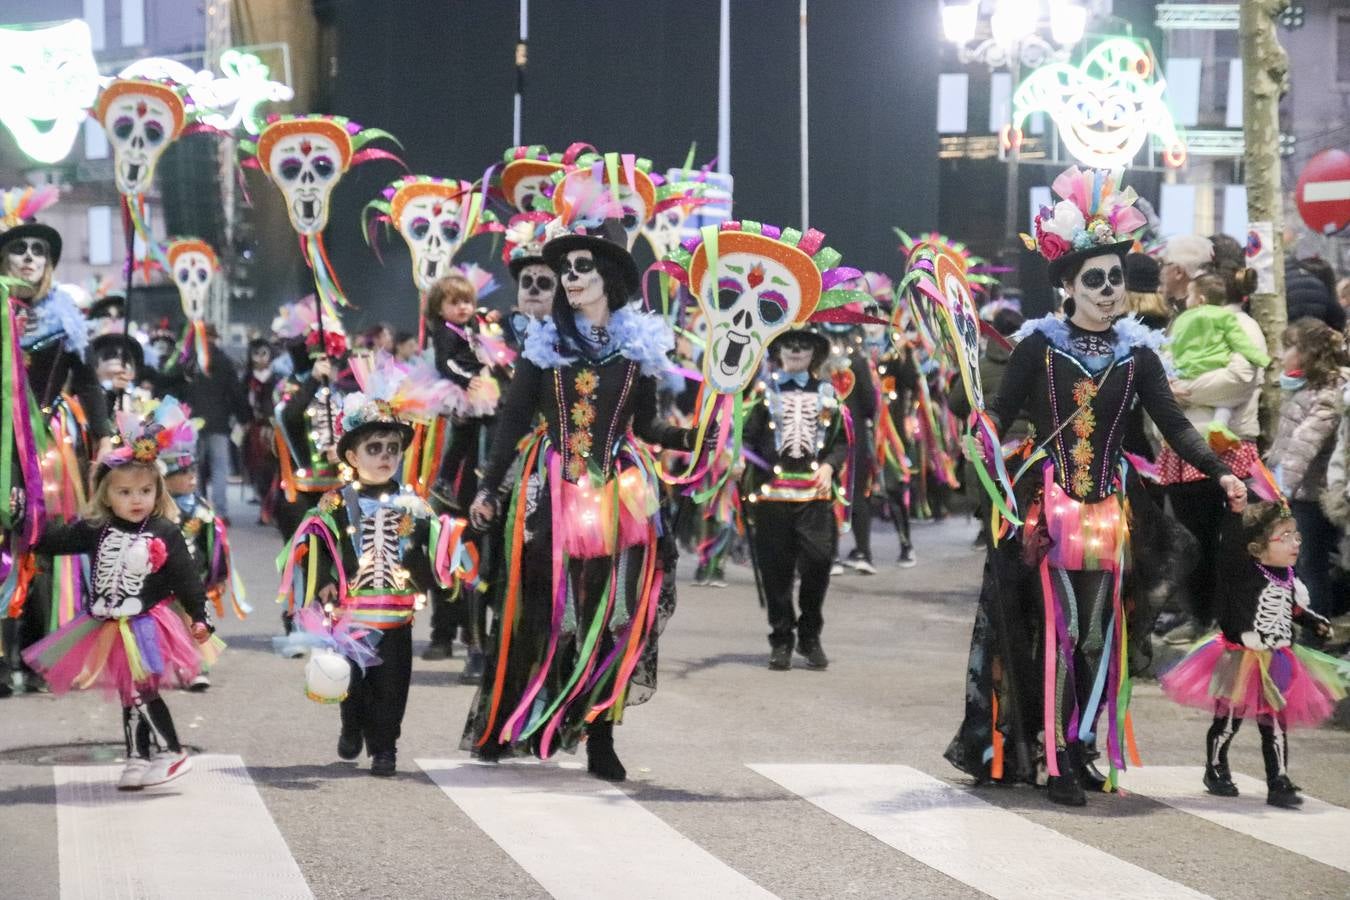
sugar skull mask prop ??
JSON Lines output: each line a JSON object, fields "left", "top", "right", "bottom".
{"left": 95, "top": 79, "right": 187, "bottom": 196}
{"left": 688, "top": 231, "right": 821, "bottom": 393}
{"left": 255, "top": 117, "right": 353, "bottom": 235}
{"left": 500, "top": 157, "right": 562, "bottom": 214}
{"left": 166, "top": 238, "right": 219, "bottom": 320}
{"left": 553, "top": 155, "right": 655, "bottom": 251}
{"left": 0, "top": 21, "right": 100, "bottom": 165}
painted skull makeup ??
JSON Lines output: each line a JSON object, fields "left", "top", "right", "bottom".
{"left": 559, "top": 250, "right": 604, "bottom": 311}
{"left": 97, "top": 81, "right": 186, "bottom": 195}
{"left": 515, "top": 262, "right": 555, "bottom": 319}
{"left": 1069, "top": 252, "right": 1125, "bottom": 328}
{"left": 4, "top": 238, "right": 49, "bottom": 287}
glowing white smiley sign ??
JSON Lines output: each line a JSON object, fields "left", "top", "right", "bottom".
{"left": 0, "top": 21, "right": 293, "bottom": 164}
{"left": 1009, "top": 38, "right": 1187, "bottom": 170}
{"left": 0, "top": 21, "right": 101, "bottom": 164}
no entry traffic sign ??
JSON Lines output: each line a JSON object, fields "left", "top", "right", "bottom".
{"left": 1296, "top": 149, "right": 1350, "bottom": 235}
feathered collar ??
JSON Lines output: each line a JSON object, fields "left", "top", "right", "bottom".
{"left": 523, "top": 304, "right": 674, "bottom": 376}
{"left": 1014, "top": 313, "right": 1165, "bottom": 363}
{"left": 21, "top": 286, "right": 88, "bottom": 355}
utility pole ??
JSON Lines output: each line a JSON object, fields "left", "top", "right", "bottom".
{"left": 1241, "top": 0, "right": 1290, "bottom": 444}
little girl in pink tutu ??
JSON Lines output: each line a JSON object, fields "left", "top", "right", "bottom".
{"left": 1161, "top": 501, "right": 1345, "bottom": 808}
{"left": 23, "top": 408, "right": 220, "bottom": 791}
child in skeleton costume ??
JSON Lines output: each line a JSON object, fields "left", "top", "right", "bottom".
{"left": 741, "top": 326, "right": 851, "bottom": 671}
{"left": 157, "top": 397, "right": 247, "bottom": 691}
{"left": 464, "top": 218, "right": 696, "bottom": 781}
{"left": 22, "top": 411, "right": 220, "bottom": 790}
{"left": 272, "top": 298, "right": 350, "bottom": 542}
{"left": 1, "top": 190, "right": 112, "bottom": 696}
{"left": 945, "top": 167, "right": 1248, "bottom": 806}
{"left": 1162, "top": 502, "right": 1343, "bottom": 808}
{"left": 277, "top": 363, "right": 469, "bottom": 777}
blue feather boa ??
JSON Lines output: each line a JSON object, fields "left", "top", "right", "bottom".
{"left": 1014, "top": 313, "right": 1165, "bottom": 363}
{"left": 23, "top": 286, "right": 89, "bottom": 355}
{"left": 523, "top": 304, "right": 674, "bottom": 377}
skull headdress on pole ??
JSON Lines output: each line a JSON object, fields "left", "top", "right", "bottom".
{"left": 93, "top": 77, "right": 189, "bottom": 328}
{"left": 657, "top": 220, "right": 874, "bottom": 493}
{"left": 549, "top": 151, "right": 656, "bottom": 253}
{"left": 241, "top": 114, "right": 403, "bottom": 330}
{"left": 163, "top": 237, "right": 219, "bottom": 371}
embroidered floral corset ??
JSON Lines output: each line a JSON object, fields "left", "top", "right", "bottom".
{"left": 1041, "top": 346, "right": 1136, "bottom": 502}
{"left": 548, "top": 356, "right": 642, "bottom": 484}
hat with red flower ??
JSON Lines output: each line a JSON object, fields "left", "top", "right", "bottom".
{"left": 1021, "top": 166, "right": 1147, "bottom": 285}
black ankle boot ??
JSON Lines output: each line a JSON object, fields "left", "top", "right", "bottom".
{"left": 1077, "top": 742, "right": 1113, "bottom": 793}
{"left": 337, "top": 723, "right": 363, "bottom": 761}
{"left": 1046, "top": 746, "right": 1086, "bottom": 807}
{"left": 1203, "top": 765, "right": 1239, "bottom": 797}
{"left": 1266, "top": 775, "right": 1303, "bottom": 808}
{"left": 586, "top": 720, "right": 626, "bottom": 782}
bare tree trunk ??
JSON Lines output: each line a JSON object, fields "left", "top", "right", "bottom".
{"left": 1241, "top": 0, "right": 1290, "bottom": 446}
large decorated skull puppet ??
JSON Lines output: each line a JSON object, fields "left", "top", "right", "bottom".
{"left": 95, "top": 78, "right": 187, "bottom": 196}
{"left": 255, "top": 116, "right": 355, "bottom": 235}
{"left": 386, "top": 178, "right": 482, "bottom": 292}
{"left": 686, "top": 226, "right": 824, "bottom": 394}
{"left": 643, "top": 178, "right": 713, "bottom": 260}
{"left": 499, "top": 154, "right": 563, "bottom": 215}
{"left": 552, "top": 154, "right": 655, "bottom": 252}
{"left": 166, "top": 238, "right": 219, "bottom": 320}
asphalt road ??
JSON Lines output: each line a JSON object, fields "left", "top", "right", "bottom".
{"left": 2, "top": 506, "right": 1347, "bottom": 899}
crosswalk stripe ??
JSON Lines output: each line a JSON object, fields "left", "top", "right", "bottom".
{"left": 54, "top": 754, "right": 312, "bottom": 900}
{"left": 749, "top": 763, "right": 1211, "bottom": 900}
{"left": 417, "top": 759, "right": 777, "bottom": 900}
{"left": 1125, "top": 766, "right": 1350, "bottom": 874}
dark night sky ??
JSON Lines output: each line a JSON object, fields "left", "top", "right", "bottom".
{"left": 244, "top": 1, "right": 941, "bottom": 330}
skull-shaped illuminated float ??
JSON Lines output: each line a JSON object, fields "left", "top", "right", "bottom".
{"left": 552, "top": 153, "right": 655, "bottom": 252}
{"left": 364, "top": 177, "right": 497, "bottom": 293}
{"left": 166, "top": 238, "right": 218, "bottom": 320}
{"left": 95, "top": 78, "right": 187, "bottom": 196}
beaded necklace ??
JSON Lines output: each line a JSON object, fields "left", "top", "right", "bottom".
{"left": 1254, "top": 562, "right": 1294, "bottom": 591}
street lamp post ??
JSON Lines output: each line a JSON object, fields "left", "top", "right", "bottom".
{"left": 940, "top": 1, "right": 1086, "bottom": 288}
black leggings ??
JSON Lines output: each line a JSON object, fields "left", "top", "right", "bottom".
{"left": 1164, "top": 479, "right": 1226, "bottom": 624}
{"left": 122, "top": 694, "right": 181, "bottom": 758}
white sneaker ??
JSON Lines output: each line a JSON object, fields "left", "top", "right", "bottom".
{"left": 188, "top": 673, "right": 211, "bottom": 691}
{"left": 850, "top": 559, "right": 877, "bottom": 575}
{"left": 830, "top": 562, "right": 845, "bottom": 576}
{"left": 141, "top": 750, "right": 192, "bottom": 788}
{"left": 117, "top": 757, "right": 151, "bottom": 791}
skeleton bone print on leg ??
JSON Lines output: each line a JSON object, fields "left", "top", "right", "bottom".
{"left": 89, "top": 530, "right": 151, "bottom": 617}
{"left": 350, "top": 506, "right": 409, "bottom": 592}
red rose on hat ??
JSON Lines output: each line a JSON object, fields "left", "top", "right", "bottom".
{"left": 1039, "top": 232, "right": 1070, "bottom": 260}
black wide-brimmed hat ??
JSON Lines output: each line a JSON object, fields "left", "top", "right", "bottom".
{"left": 89, "top": 292, "right": 127, "bottom": 321}
{"left": 90, "top": 332, "right": 145, "bottom": 372}
{"left": 542, "top": 218, "right": 640, "bottom": 296}
{"left": 0, "top": 221, "right": 63, "bottom": 267}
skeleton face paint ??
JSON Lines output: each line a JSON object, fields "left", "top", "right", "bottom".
{"left": 697, "top": 251, "right": 807, "bottom": 393}
{"left": 398, "top": 192, "right": 468, "bottom": 292}
{"left": 515, "top": 262, "right": 555, "bottom": 319}
{"left": 1068, "top": 252, "right": 1125, "bottom": 329}
{"left": 172, "top": 250, "right": 215, "bottom": 319}
{"left": 102, "top": 89, "right": 181, "bottom": 195}
{"left": 560, "top": 250, "right": 605, "bottom": 313}
{"left": 0, "top": 21, "right": 100, "bottom": 165}
{"left": 4, "top": 238, "right": 49, "bottom": 287}
{"left": 267, "top": 130, "right": 345, "bottom": 235}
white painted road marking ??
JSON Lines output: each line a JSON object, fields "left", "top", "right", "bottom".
{"left": 1126, "top": 766, "right": 1350, "bottom": 874}
{"left": 749, "top": 763, "right": 1211, "bottom": 900}
{"left": 55, "top": 754, "right": 313, "bottom": 900}
{"left": 417, "top": 758, "right": 777, "bottom": 900}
